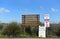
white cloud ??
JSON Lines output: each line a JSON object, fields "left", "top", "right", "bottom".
{"left": 19, "top": 8, "right": 29, "bottom": 13}
{"left": 40, "top": 6, "right": 44, "bottom": 11}
{"left": 51, "top": 8, "right": 58, "bottom": 12}
{"left": 0, "top": 8, "right": 10, "bottom": 13}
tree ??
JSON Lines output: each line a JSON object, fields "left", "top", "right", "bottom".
{"left": 55, "top": 23, "right": 60, "bottom": 36}
{"left": 25, "top": 26, "right": 32, "bottom": 35}
{"left": 2, "top": 22, "right": 21, "bottom": 37}
{"left": 0, "top": 24, "right": 3, "bottom": 30}
{"left": 32, "top": 26, "right": 39, "bottom": 36}
{"left": 46, "top": 23, "right": 59, "bottom": 37}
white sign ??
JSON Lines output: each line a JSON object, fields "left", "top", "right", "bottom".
{"left": 44, "top": 14, "right": 50, "bottom": 27}
{"left": 39, "top": 25, "right": 46, "bottom": 37}
{"left": 44, "top": 14, "right": 49, "bottom": 19}
{"left": 44, "top": 21, "right": 50, "bottom": 27}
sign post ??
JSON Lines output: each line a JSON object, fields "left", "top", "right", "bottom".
{"left": 44, "top": 14, "right": 50, "bottom": 27}
{"left": 39, "top": 14, "right": 50, "bottom": 37}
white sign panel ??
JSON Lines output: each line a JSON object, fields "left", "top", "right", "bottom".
{"left": 39, "top": 26, "right": 46, "bottom": 37}
{"left": 44, "top": 21, "right": 50, "bottom": 27}
{"left": 44, "top": 14, "right": 49, "bottom": 19}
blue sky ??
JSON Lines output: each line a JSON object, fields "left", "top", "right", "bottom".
{"left": 0, "top": 0, "right": 60, "bottom": 23}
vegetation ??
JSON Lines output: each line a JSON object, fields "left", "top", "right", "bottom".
{"left": 2, "top": 22, "right": 21, "bottom": 38}
{"left": 0, "top": 24, "right": 3, "bottom": 30}
{"left": 46, "top": 23, "right": 60, "bottom": 38}
{"left": 0, "top": 22, "right": 60, "bottom": 38}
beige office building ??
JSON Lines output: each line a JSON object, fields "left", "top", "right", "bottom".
{"left": 22, "top": 14, "right": 40, "bottom": 27}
